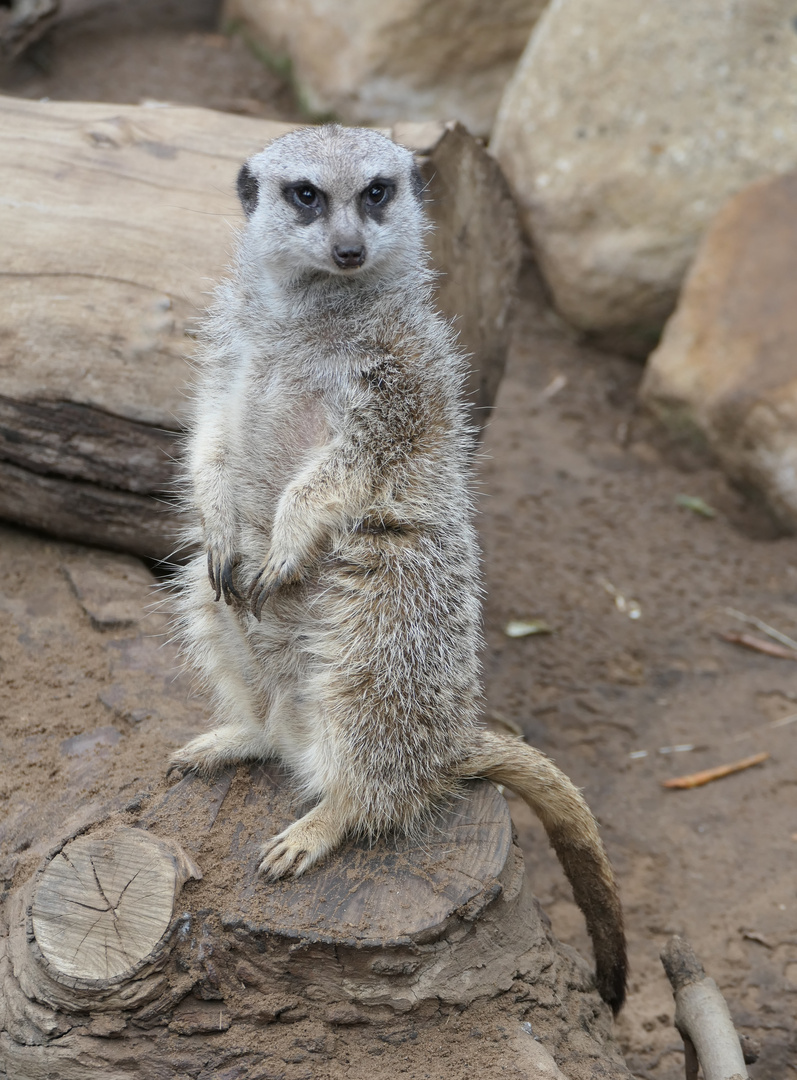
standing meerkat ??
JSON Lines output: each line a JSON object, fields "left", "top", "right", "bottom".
{"left": 172, "top": 125, "right": 627, "bottom": 1013}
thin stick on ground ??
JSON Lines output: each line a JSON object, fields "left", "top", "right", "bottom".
{"left": 661, "top": 752, "right": 769, "bottom": 790}
{"left": 723, "top": 607, "right": 797, "bottom": 653}
{"left": 720, "top": 631, "right": 797, "bottom": 660}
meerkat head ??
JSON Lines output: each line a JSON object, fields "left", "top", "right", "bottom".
{"left": 235, "top": 125, "right": 428, "bottom": 291}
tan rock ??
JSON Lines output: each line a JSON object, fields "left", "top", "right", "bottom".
{"left": 640, "top": 171, "right": 797, "bottom": 531}
{"left": 491, "top": 0, "right": 797, "bottom": 355}
{"left": 223, "top": 0, "right": 547, "bottom": 136}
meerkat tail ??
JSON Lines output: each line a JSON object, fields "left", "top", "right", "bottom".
{"left": 456, "top": 729, "right": 627, "bottom": 1015}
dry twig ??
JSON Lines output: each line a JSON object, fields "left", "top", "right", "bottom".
{"left": 720, "top": 631, "right": 797, "bottom": 660}
{"left": 661, "top": 752, "right": 769, "bottom": 790}
{"left": 723, "top": 608, "right": 797, "bottom": 652}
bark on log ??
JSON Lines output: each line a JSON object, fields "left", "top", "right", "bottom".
{"left": 0, "top": 96, "right": 521, "bottom": 561}
{"left": 0, "top": 0, "right": 59, "bottom": 57}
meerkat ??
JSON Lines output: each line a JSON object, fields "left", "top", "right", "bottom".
{"left": 171, "top": 124, "right": 627, "bottom": 1014}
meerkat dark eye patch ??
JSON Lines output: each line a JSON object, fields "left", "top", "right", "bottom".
{"left": 237, "top": 163, "right": 260, "bottom": 217}
{"left": 284, "top": 182, "right": 326, "bottom": 223}
{"left": 361, "top": 178, "right": 395, "bottom": 220}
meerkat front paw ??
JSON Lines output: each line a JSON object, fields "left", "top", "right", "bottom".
{"left": 258, "top": 804, "right": 347, "bottom": 880}
{"left": 206, "top": 544, "right": 242, "bottom": 604}
{"left": 248, "top": 547, "right": 305, "bottom": 619}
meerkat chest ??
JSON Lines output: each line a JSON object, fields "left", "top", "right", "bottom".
{"left": 234, "top": 369, "right": 334, "bottom": 512}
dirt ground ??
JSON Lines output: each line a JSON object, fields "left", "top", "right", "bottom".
{"left": 2, "top": 4, "right": 796, "bottom": 1078}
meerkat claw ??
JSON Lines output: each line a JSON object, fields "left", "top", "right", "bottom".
{"left": 248, "top": 559, "right": 298, "bottom": 617}
{"left": 249, "top": 581, "right": 272, "bottom": 621}
{"left": 258, "top": 811, "right": 338, "bottom": 879}
{"left": 165, "top": 761, "right": 196, "bottom": 780}
{"left": 207, "top": 550, "right": 221, "bottom": 601}
{"left": 207, "top": 548, "right": 241, "bottom": 604}
{"left": 259, "top": 843, "right": 318, "bottom": 881}
{"left": 211, "top": 556, "right": 240, "bottom": 604}
{"left": 220, "top": 561, "right": 241, "bottom": 604}
{"left": 258, "top": 833, "right": 303, "bottom": 879}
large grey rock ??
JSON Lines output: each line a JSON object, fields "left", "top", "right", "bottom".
{"left": 0, "top": 98, "right": 520, "bottom": 559}
{"left": 223, "top": 0, "right": 547, "bottom": 136}
{"left": 491, "top": 0, "right": 797, "bottom": 355}
{"left": 640, "top": 171, "right": 797, "bottom": 532}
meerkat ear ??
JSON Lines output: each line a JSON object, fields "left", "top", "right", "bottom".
{"left": 410, "top": 161, "right": 427, "bottom": 204}
{"left": 237, "top": 162, "right": 260, "bottom": 217}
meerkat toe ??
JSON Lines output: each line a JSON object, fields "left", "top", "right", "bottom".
{"left": 258, "top": 841, "right": 301, "bottom": 881}
{"left": 290, "top": 849, "right": 321, "bottom": 877}
{"left": 170, "top": 728, "right": 255, "bottom": 776}
{"left": 258, "top": 812, "right": 341, "bottom": 880}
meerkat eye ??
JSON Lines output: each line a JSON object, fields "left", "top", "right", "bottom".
{"left": 366, "top": 184, "right": 386, "bottom": 204}
{"left": 283, "top": 182, "right": 326, "bottom": 221}
{"left": 293, "top": 184, "right": 319, "bottom": 207}
{"left": 361, "top": 179, "right": 395, "bottom": 215}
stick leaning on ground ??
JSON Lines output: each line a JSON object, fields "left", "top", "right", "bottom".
{"left": 660, "top": 936, "right": 748, "bottom": 1080}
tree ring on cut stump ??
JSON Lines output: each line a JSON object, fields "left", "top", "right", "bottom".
{"left": 29, "top": 827, "right": 199, "bottom": 987}
{"left": 215, "top": 767, "right": 515, "bottom": 950}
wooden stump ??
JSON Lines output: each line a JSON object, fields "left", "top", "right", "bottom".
{"left": 0, "top": 533, "right": 629, "bottom": 1076}
{"left": 0, "top": 765, "right": 632, "bottom": 1079}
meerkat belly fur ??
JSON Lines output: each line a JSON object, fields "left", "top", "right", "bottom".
{"left": 173, "top": 125, "right": 627, "bottom": 1014}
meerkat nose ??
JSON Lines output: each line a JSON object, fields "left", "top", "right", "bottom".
{"left": 332, "top": 243, "right": 366, "bottom": 269}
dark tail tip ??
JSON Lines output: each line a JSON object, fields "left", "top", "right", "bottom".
{"left": 598, "top": 942, "right": 628, "bottom": 1015}
{"left": 550, "top": 832, "right": 628, "bottom": 1015}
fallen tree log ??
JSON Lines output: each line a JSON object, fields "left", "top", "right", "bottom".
{"left": 0, "top": 97, "right": 521, "bottom": 561}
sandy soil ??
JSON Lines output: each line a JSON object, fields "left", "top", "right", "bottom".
{"left": 2, "top": 4, "right": 796, "bottom": 1077}
{"left": 481, "top": 267, "right": 797, "bottom": 1078}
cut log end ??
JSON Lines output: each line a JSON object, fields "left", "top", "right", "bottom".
{"left": 30, "top": 828, "right": 197, "bottom": 986}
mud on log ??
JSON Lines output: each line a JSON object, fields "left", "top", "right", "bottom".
{"left": 0, "top": 765, "right": 630, "bottom": 1080}
{"left": 0, "top": 96, "right": 521, "bottom": 562}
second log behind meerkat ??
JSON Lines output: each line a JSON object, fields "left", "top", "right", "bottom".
{"left": 171, "top": 124, "right": 627, "bottom": 1014}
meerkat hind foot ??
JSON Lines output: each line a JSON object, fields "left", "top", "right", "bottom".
{"left": 170, "top": 726, "right": 271, "bottom": 777}
{"left": 259, "top": 801, "right": 348, "bottom": 881}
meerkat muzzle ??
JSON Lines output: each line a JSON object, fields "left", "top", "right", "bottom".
{"left": 332, "top": 243, "right": 366, "bottom": 269}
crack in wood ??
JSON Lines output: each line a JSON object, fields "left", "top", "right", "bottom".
{"left": 0, "top": 270, "right": 180, "bottom": 299}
